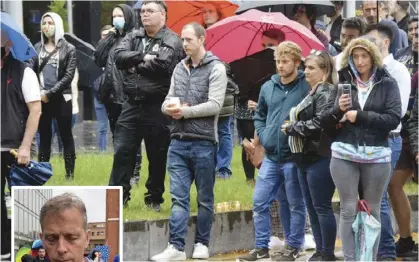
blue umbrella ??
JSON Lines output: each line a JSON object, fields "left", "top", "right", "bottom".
{"left": 32, "top": 239, "right": 43, "bottom": 249}
{"left": 8, "top": 150, "right": 53, "bottom": 190}
{"left": 89, "top": 245, "right": 110, "bottom": 262}
{"left": 1, "top": 11, "right": 37, "bottom": 62}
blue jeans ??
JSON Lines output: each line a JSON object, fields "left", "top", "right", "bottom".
{"left": 94, "top": 96, "right": 109, "bottom": 152}
{"left": 216, "top": 116, "right": 233, "bottom": 176}
{"left": 253, "top": 158, "right": 306, "bottom": 249}
{"left": 51, "top": 114, "right": 77, "bottom": 153}
{"left": 168, "top": 139, "right": 216, "bottom": 251}
{"left": 378, "top": 135, "right": 403, "bottom": 259}
{"left": 298, "top": 157, "right": 336, "bottom": 255}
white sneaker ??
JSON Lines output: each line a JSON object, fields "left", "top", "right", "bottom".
{"left": 150, "top": 244, "right": 186, "bottom": 261}
{"left": 192, "top": 243, "right": 209, "bottom": 259}
{"left": 304, "top": 234, "right": 316, "bottom": 250}
{"left": 269, "top": 236, "right": 285, "bottom": 250}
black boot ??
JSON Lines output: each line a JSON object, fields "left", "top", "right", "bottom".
{"left": 64, "top": 153, "right": 76, "bottom": 180}
{"left": 38, "top": 152, "right": 51, "bottom": 162}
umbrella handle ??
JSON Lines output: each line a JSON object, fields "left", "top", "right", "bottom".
{"left": 10, "top": 149, "right": 18, "bottom": 158}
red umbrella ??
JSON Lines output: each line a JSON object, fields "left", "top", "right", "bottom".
{"left": 205, "top": 9, "right": 325, "bottom": 63}
{"left": 164, "top": 0, "right": 238, "bottom": 35}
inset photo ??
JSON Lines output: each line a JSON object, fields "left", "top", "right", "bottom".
{"left": 11, "top": 186, "right": 123, "bottom": 262}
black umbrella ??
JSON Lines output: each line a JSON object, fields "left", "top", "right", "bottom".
{"left": 235, "top": 0, "right": 335, "bottom": 17}
{"left": 64, "top": 33, "right": 96, "bottom": 56}
{"left": 230, "top": 48, "right": 276, "bottom": 102}
{"left": 75, "top": 49, "right": 102, "bottom": 88}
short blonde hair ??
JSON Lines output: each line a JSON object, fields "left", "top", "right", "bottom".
{"left": 274, "top": 41, "right": 302, "bottom": 62}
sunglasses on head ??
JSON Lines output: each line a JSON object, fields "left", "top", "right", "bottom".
{"left": 309, "top": 49, "right": 324, "bottom": 56}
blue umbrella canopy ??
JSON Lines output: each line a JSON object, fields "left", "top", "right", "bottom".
{"left": 0, "top": 12, "right": 37, "bottom": 62}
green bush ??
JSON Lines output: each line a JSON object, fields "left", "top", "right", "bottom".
{"left": 47, "top": 0, "right": 69, "bottom": 32}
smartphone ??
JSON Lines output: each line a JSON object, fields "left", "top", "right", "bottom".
{"left": 340, "top": 84, "right": 352, "bottom": 108}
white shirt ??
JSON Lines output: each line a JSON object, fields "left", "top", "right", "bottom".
{"left": 22, "top": 67, "right": 42, "bottom": 103}
{"left": 334, "top": 52, "right": 344, "bottom": 73}
{"left": 1, "top": 67, "right": 41, "bottom": 151}
{"left": 383, "top": 54, "right": 411, "bottom": 133}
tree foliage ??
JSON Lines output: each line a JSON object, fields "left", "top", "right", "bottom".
{"left": 47, "top": 0, "right": 69, "bottom": 32}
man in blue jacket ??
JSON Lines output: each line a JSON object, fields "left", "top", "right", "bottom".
{"left": 238, "top": 41, "right": 309, "bottom": 261}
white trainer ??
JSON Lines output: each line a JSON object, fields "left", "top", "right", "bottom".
{"left": 150, "top": 244, "right": 186, "bottom": 261}
{"left": 304, "top": 234, "right": 316, "bottom": 250}
{"left": 192, "top": 243, "right": 209, "bottom": 259}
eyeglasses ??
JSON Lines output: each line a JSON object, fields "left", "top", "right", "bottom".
{"left": 140, "top": 8, "right": 161, "bottom": 15}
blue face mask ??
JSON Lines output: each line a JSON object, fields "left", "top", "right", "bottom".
{"left": 113, "top": 17, "right": 125, "bottom": 30}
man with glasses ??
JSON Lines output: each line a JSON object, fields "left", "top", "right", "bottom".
{"left": 110, "top": 0, "right": 185, "bottom": 211}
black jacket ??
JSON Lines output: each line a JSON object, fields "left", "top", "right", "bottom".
{"left": 320, "top": 67, "right": 401, "bottom": 148}
{"left": 1, "top": 56, "right": 29, "bottom": 149}
{"left": 94, "top": 4, "right": 135, "bottom": 104}
{"left": 285, "top": 83, "right": 333, "bottom": 166}
{"left": 114, "top": 26, "right": 185, "bottom": 102}
{"left": 29, "top": 40, "right": 76, "bottom": 100}
{"left": 329, "top": 15, "right": 344, "bottom": 47}
{"left": 219, "top": 62, "right": 239, "bottom": 117}
{"left": 407, "top": 89, "right": 418, "bottom": 155}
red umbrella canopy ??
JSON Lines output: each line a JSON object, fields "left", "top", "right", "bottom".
{"left": 205, "top": 9, "right": 325, "bottom": 63}
{"left": 165, "top": 0, "right": 239, "bottom": 35}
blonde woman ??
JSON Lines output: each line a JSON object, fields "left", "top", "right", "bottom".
{"left": 284, "top": 50, "right": 337, "bottom": 261}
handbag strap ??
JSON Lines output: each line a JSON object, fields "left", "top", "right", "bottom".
{"left": 38, "top": 48, "right": 58, "bottom": 76}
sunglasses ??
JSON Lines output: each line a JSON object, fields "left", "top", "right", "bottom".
{"left": 309, "top": 49, "right": 324, "bottom": 56}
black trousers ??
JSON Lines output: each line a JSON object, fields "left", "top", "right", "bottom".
{"left": 1, "top": 152, "right": 13, "bottom": 255}
{"left": 236, "top": 119, "right": 256, "bottom": 180}
{"left": 105, "top": 101, "right": 142, "bottom": 175}
{"left": 108, "top": 100, "right": 170, "bottom": 204}
{"left": 38, "top": 96, "right": 75, "bottom": 160}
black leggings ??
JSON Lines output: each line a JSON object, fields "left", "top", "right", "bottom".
{"left": 38, "top": 96, "right": 75, "bottom": 160}
{"left": 236, "top": 119, "right": 255, "bottom": 180}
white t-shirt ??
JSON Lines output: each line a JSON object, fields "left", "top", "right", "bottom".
{"left": 22, "top": 67, "right": 41, "bottom": 103}
{"left": 1, "top": 67, "right": 41, "bottom": 151}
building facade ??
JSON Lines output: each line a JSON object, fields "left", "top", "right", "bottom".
{"left": 86, "top": 222, "right": 106, "bottom": 255}
{"left": 105, "top": 189, "right": 120, "bottom": 262}
{"left": 13, "top": 189, "right": 53, "bottom": 252}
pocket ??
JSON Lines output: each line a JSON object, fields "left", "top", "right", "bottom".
{"left": 260, "top": 125, "right": 278, "bottom": 153}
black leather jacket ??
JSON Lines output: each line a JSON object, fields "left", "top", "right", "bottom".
{"left": 114, "top": 26, "right": 185, "bottom": 102}
{"left": 29, "top": 40, "right": 77, "bottom": 100}
{"left": 285, "top": 83, "right": 333, "bottom": 165}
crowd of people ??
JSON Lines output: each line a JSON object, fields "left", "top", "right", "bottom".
{"left": 1, "top": 0, "right": 418, "bottom": 261}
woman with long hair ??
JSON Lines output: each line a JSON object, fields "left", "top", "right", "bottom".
{"left": 284, "top": 50, "right": 337, "bottom": 261}
{"left": 320, "top": 38, "right": 401, "bottom": 260}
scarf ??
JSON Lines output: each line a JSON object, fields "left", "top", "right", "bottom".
{"left": 288, "top": 96, "right": 309, "bottom": 154}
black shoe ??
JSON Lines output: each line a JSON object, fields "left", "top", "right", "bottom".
{"left": 123, "top": 196, "right": 130, "bottom": 208}
{"left": 237, "top": 248, "right": 269, "bottom": 261}
{"left": 146, "top": 202, "right": 161, "bottom": 212}
{"left": 308, "top": 251, "right": 323, "bottom": 261}
{"left": 275, "top": 245, "right": 299, "bottom": 261}
{"left": 322, "top": 253, "right": 337, "bottom": 261}
{"left": 396, "top": 237, "right": 416, "bottom": 257}
{"left": 64, "top": 153, "right": 76, "bottom": 180}
{"left": 377, "top": 257, "right": 395, "bottom": 261}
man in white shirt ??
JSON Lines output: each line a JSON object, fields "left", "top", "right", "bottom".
{"left": 365, "top": 23, "right": 411, "bottom": 261}
{"left": 1, "top": 31, "right": 42, "bottom": 260}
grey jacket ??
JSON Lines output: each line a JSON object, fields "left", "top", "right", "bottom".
{"left": 162, "top": 52, "right": 227, "bottom": 143}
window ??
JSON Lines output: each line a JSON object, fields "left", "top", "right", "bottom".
{"left": 91, "top": 232, "right": 95, "bottom": 236}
